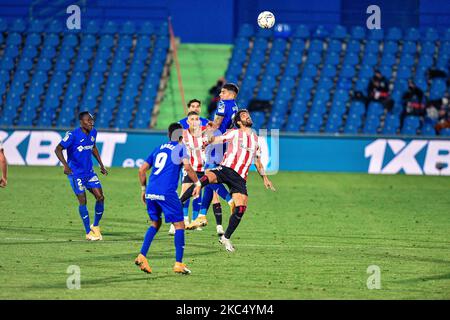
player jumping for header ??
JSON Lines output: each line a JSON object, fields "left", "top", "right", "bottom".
{"left": 55, "top": 111, "right": 108, "bottom": 241}
{"left": 180, "top": 109, "right": 276, "bottom": 252}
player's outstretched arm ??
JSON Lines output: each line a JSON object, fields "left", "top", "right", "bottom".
{"left": 182, "top": 159, "right": 201, "bottom": 198}
{"left": 138, "top": 162, "right": 151, "bottom": 205}
{"left": 208, "top": 114, "right": 224, "bottom": 131}
{"left": 0, "top": 149, "right": 7, "bottom": 188}
{"left": 254, "top": 156, "right": 276, "bottom": 191}
{"left": 93, "top": 144, "right": 108, "bottom": 175}
{"left": 54, "top": 144, "right": 72, "bottom": 175}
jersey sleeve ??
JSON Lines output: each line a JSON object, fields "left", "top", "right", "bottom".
{"left": 220, "top": 129, "right": 236, "bottom": 143}
{"left": 59, "top": 131, "right": 74, "bottom": 149}
{"left": 216, "top": 100, "right": 226, "bottom": 117}
{"left": 0, "top": 141, "right": 3, "bottom": 151}
{"left": 145, "top": 147, "right": 157, "bottom": 166}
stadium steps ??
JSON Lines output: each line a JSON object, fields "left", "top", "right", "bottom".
{"left": 155, "top": 43, "right": 232, "bottom": 129}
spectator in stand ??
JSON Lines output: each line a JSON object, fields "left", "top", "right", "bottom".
{"left": 435, "top": 97, "right": 450, "bottom": 134}
{"left": 401, "top": 80, "right": 425, "bottom": 119}
{"left": 367, "top": 69, "right": 393, "bottom": 111}
{"left": 207, "top": 77, "right": 226, "bottom": 118}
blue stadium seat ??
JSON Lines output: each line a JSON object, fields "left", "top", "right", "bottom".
{"left": 402, "top": 41, "right": 417, "bottom": 54}
{"left": 293, "top": 25, "right": 309, "bottom": 38}
{"left": 101, "top": 20, "right": 118, "bottom": 34}
{"left": 351, "top": 26, "right": 365, "bottom": 40}
{"left": 328, "top": 39, "right": 342, "bottom": 53}
{"left": 313, "top": 25, "right": 328, "bottom": 39}
{"left": 386, "top": 27, "right": 402, "bottom": 41}
{"left": 367, "top": 29, "right": 383, "bottom": 41}
{"left": 330, "top": 25, "right": 347, "bottom": 39}
{"left": 47, "top": 20, "right": 63, "bottom": 33}
{"left": 138, "top": 21, "right": 154, "bottom": 35}
{"left": 424, "top": 27, "right": 438, "bottom": 41}
{"left": 10, "top": 18, "right": 26, "bottom": 32}
{"left": 405, "top": 28, "right": 420, "bottom": 41}
{"left": 346, "top": 39, "right": 361, "bottom": 53}
{"left": 121, "top": 21, "right": 136, "bottom": 34}
{"left": 365, "top": 40, "right": 380, "bottom": 54}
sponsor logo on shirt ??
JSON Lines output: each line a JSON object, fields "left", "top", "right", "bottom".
{"left": 145, "top": 194, "right": 166, "bottom": 201}
{"left": 77, "top": 145, "right": 94, "bottom": 152}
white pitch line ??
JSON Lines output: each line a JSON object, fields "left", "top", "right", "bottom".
{"left": 1, "top": 237, "right": 448, "bottom": 251}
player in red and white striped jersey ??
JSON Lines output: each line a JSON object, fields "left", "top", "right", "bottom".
{"left": 180, "top": 109, "right": 275, "bottom": 252}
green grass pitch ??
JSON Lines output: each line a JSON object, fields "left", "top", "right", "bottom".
{"left": 0, "top": 166, "right": 449, "bottom": 299}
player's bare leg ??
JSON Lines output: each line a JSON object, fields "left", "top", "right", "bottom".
{"left": 220, "top": 193, "right": 248, "bottom": 252}
{"left": 172, "top": 221, "right": 191, "bottom": 274}
{"left": 135, "top": 220, "right": 161, "bottom": 274}
{"left": 90, "top": 188, "right": 105, "bottom": 240}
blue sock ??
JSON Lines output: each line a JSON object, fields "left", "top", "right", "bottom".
{"left": 174, "top": 229, "right": 185, "bottom": 263}
{"left": 183, "top": 198, "right": 190, "bottom": 217}
{"left": 216, "top": 184, "right": 231, "bottom": 202}
{"left": 79, "top": 205, "right": 91, "bottom": 234}
{"left": 93, "top": 202, "right": 104, "bottom": 226}
{"left": 140, "top": 226, "right": 158, "bottom": 256}
{"left": 201, "top": 185, "right": 214, "bottom": 214}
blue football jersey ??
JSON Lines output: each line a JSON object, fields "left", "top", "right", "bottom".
{"left": 179, "top": 116, "right": 209, "bottom": 129}
{"left": 59, "top": 127, "right": 97, "bottom": 177}
{"left": 215, "top": 99, "right": 239, "bottom": 133}
{"left": 145, "top": 141, "right": 189, "bottom": 195}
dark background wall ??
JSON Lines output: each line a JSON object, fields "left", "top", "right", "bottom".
{"left": 0, "top": 0, "right": 449, "bottom": 43}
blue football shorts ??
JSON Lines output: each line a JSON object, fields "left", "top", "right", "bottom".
{"left": 145, "top": 192, "right": 184, "bottom": 223}
{"left": 68, "top": 173, "right": 102, "bottom": 195}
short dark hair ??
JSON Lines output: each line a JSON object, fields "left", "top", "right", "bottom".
{"left": 168, "top": 122, "right": 183, "bottom": 141}
{"left": 187, "top": 99, "right": 201, "bottom": 108}
{"left": 233, "top": 109, "right": 249, "bottom": 128}
{"left": 79, "top": 111, "right": 93, "bottom": 120}
{"left": 222, "top": 83, "right": 239, "bottom": 96}
{"left": 187, "top": 111, "right": 199, "bottom": 117}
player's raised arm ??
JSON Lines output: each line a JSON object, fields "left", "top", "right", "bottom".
{"left": 54, "top": 143, "right": 72, "bottom": 176}
{"left": 0, "top": 146, "right": 7, "bottom": 188}
{"left": 92, "top": 143, "right": 108, "bottom": 175}
{"left": 138, "top": 161, "right": 151, "bottom": 205}
{"left": 254, "top": 147, "right": 275, "bottom": 192}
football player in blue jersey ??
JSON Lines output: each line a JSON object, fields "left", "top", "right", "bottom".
{"left": 178, "top": 99, "right": 209, "bottom": 130}
{"left": 188, "top": 83, "right": 240, "bottom": 232}
{"left": 135, "top": 123, "right": 201, "bottom": 275}
{"left": 55, "top": 112, "right": 108, "bottom": 241}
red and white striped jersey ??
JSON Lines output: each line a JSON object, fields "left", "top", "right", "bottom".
{"left": 220, "top": 129, "right": 261, "bottom": 180}
{"left": 182, "top": 129, "right": 206, "bottom": 172}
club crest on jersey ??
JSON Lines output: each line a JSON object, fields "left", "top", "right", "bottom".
{"left": 91, "top": 136, "right": 95, "bottom": 142}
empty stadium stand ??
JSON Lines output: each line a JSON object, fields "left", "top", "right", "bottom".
{"left": 0, "top": 18, "right": 169, "bottom": 129}
{"left": 225, "top": 24, "right": 450, "bottom": 136}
